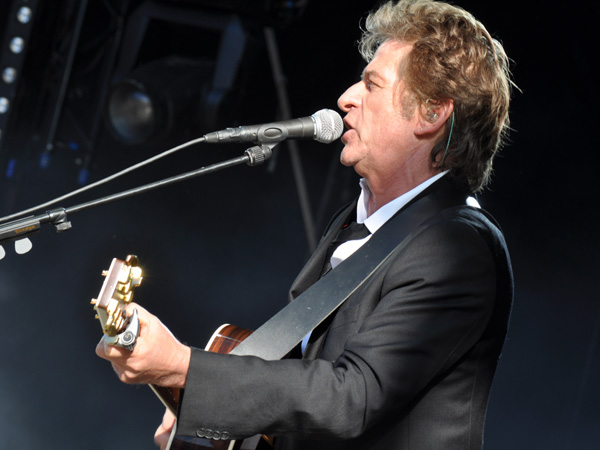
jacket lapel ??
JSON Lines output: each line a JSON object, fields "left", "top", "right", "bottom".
{"left": 287, "top": 201, "right": 357, "bottom": 303}
{"left": 294, "top": 175, "right": 469, "bottom": 360}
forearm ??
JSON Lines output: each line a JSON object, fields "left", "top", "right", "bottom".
{"left": 177, "top": 349, "right": 370, "bottom": 441}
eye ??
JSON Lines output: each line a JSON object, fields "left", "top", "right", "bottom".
{"left": 364, "top": 78, "right": 377, "bottom": 90}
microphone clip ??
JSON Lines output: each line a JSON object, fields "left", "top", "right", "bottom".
{"left": 245, "top": 144, "right": 274, "bottom": 166}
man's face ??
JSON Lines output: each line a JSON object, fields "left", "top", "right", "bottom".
{"left": 337, "top": 40, "right": 421, "bottom": 187}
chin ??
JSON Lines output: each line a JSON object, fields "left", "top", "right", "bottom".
{"left": 340, "top": 143, "right": 365, "bottom": 167}
{"left": 339, "top": 150, "right": 355, "bottom": 168}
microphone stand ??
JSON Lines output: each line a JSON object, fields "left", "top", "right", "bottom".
{"left": 0, "top": 144, "right": 273, "bottom": 248}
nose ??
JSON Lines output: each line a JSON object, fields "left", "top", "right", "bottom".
{"left": 337, "top": 81, "right": 362, "bottom": 113}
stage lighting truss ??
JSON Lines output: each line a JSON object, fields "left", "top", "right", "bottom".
{"left": 0, "top": 0, "right": 38, "bottom": 157}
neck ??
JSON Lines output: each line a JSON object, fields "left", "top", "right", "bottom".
{"left": 365, "top": 168, "right": 440, "bottom": 216}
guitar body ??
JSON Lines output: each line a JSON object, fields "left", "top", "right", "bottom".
{"left": 166, "top": 324, "right": 273, "bottom": 450}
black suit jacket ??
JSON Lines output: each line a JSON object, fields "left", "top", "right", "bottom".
{"left": 177, "top": 176, "right": 513, "bottom": 450}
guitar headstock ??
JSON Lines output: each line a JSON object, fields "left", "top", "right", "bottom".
{"left": 91, "top": 255, "right": 143, "bottom": 337}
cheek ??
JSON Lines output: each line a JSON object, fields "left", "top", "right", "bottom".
{"left": 364, "top": 97, "right": 400, "bottom": 136}
{"left": 366, "top": 115, "right": 399, "bottom": 151}
{"left": 369, "top": 120, "right": 413, "bottom": 166}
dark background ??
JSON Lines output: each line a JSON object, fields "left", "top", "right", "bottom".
{"left": 0, "top": 0, "right": 598, "bottom": 449}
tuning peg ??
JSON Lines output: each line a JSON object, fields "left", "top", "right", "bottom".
{"left": 90, "top": 298, "right": 97, "bottom": 305}
{"left": 102, "top": 270, "right": 108, "bottom": 277}
{"left": 0, "top": 245, "right": 5, "bottom": 260}
{"left": 125, "top": 254, "right": 139, "bottom": 266}
{"left": 14, "top": 238, "right": 32, "bottom": 255}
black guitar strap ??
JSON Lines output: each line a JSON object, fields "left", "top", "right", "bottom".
{"left": 230, "top": 189, "right": 467, "bottom": 361}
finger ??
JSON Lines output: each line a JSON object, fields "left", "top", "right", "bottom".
{"left": 95, "top": 338, "right": 106, "bottom": 358}
{"left": 124, "top": 303, "right": 156, "bottom": 340}
{"left": 162, "top": 409, "right": 176, "bottom": 428}
{"left": 154, "top": 409, "right": 176, "bottom": 448}
{"left": 154, "top": 424, "right": 173, "bottom": 449}
{"left": 95, "top": 336, "right": 131, "bottom": 361}
{"left": 125, "top": 302, "right": 153, "bottom": 322}
{"left": 124, "top": 301, "right": 141, "bottom": 317}
{"left": 154, "top": 427, "right": 169, "bottom": 450}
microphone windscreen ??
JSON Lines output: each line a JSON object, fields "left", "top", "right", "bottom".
{"left": 312, "top": 109, "right": 344, "bottom": 143}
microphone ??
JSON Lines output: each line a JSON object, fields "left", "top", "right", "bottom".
{"left": 203, "top": 109, "right": 343, "bottom": 144}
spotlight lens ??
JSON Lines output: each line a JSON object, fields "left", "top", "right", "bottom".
{"left": 107, "top": 82, "right": 156, "bottom": 144}
{"left": 0, "top": 97, "right": 9, "bottom": 114}
{"left": 17, "top": 7, "right": 32, "bottom": 24}
{"left": 10, "top": 37, "right": 25, "bottom": 54}
{"left": 2, "top": 67, "right": 17, "bottom": 84}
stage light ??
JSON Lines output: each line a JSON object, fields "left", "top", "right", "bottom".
{"left": 105, "top": 58, "right": 215, "bottom": 145}
{"left": 2, "top": 68, "right": 17, "bottom": 84}
{"left": 17, "top": 6, "right": 33, "bottom": 24}
{"left": 103, "top": 2, "right": 258, "bottom": 147}
{"left": 106, "top": 81, "right": 155, "bottom": 145}
{"left": 10, "top": 37, "right": 25, "bottom": 54}
{"left": 0, "top": 97, "right": 9, "bottom": 114}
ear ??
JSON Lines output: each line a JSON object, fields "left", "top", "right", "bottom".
{"left": 415, "top": 99, "right": 454, "bottom": 136}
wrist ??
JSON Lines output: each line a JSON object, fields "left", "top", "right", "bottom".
{"left": 172, "top": 344, "right": 191, "bottom": 388}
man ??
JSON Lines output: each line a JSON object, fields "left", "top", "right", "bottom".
{"left": 96, "top": 1, "right": 514, "bottom": 449}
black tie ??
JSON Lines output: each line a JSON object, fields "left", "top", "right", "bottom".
{"left": 321, "top": 221, "right": 370, "bottom": 276}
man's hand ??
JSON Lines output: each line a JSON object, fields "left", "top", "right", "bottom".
{"left": 154, "top": 409, "right": 176, "bottom": 450}
{"left": 95, "top": 302, "right": 191, "bottom": 388}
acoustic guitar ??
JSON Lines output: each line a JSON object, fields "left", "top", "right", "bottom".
{"left": 92, "top": 255, "right": 273, "bottom": 450}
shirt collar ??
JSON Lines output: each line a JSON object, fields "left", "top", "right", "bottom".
{"left": 357, "top": 171, "right": 448, "bottom": 233}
